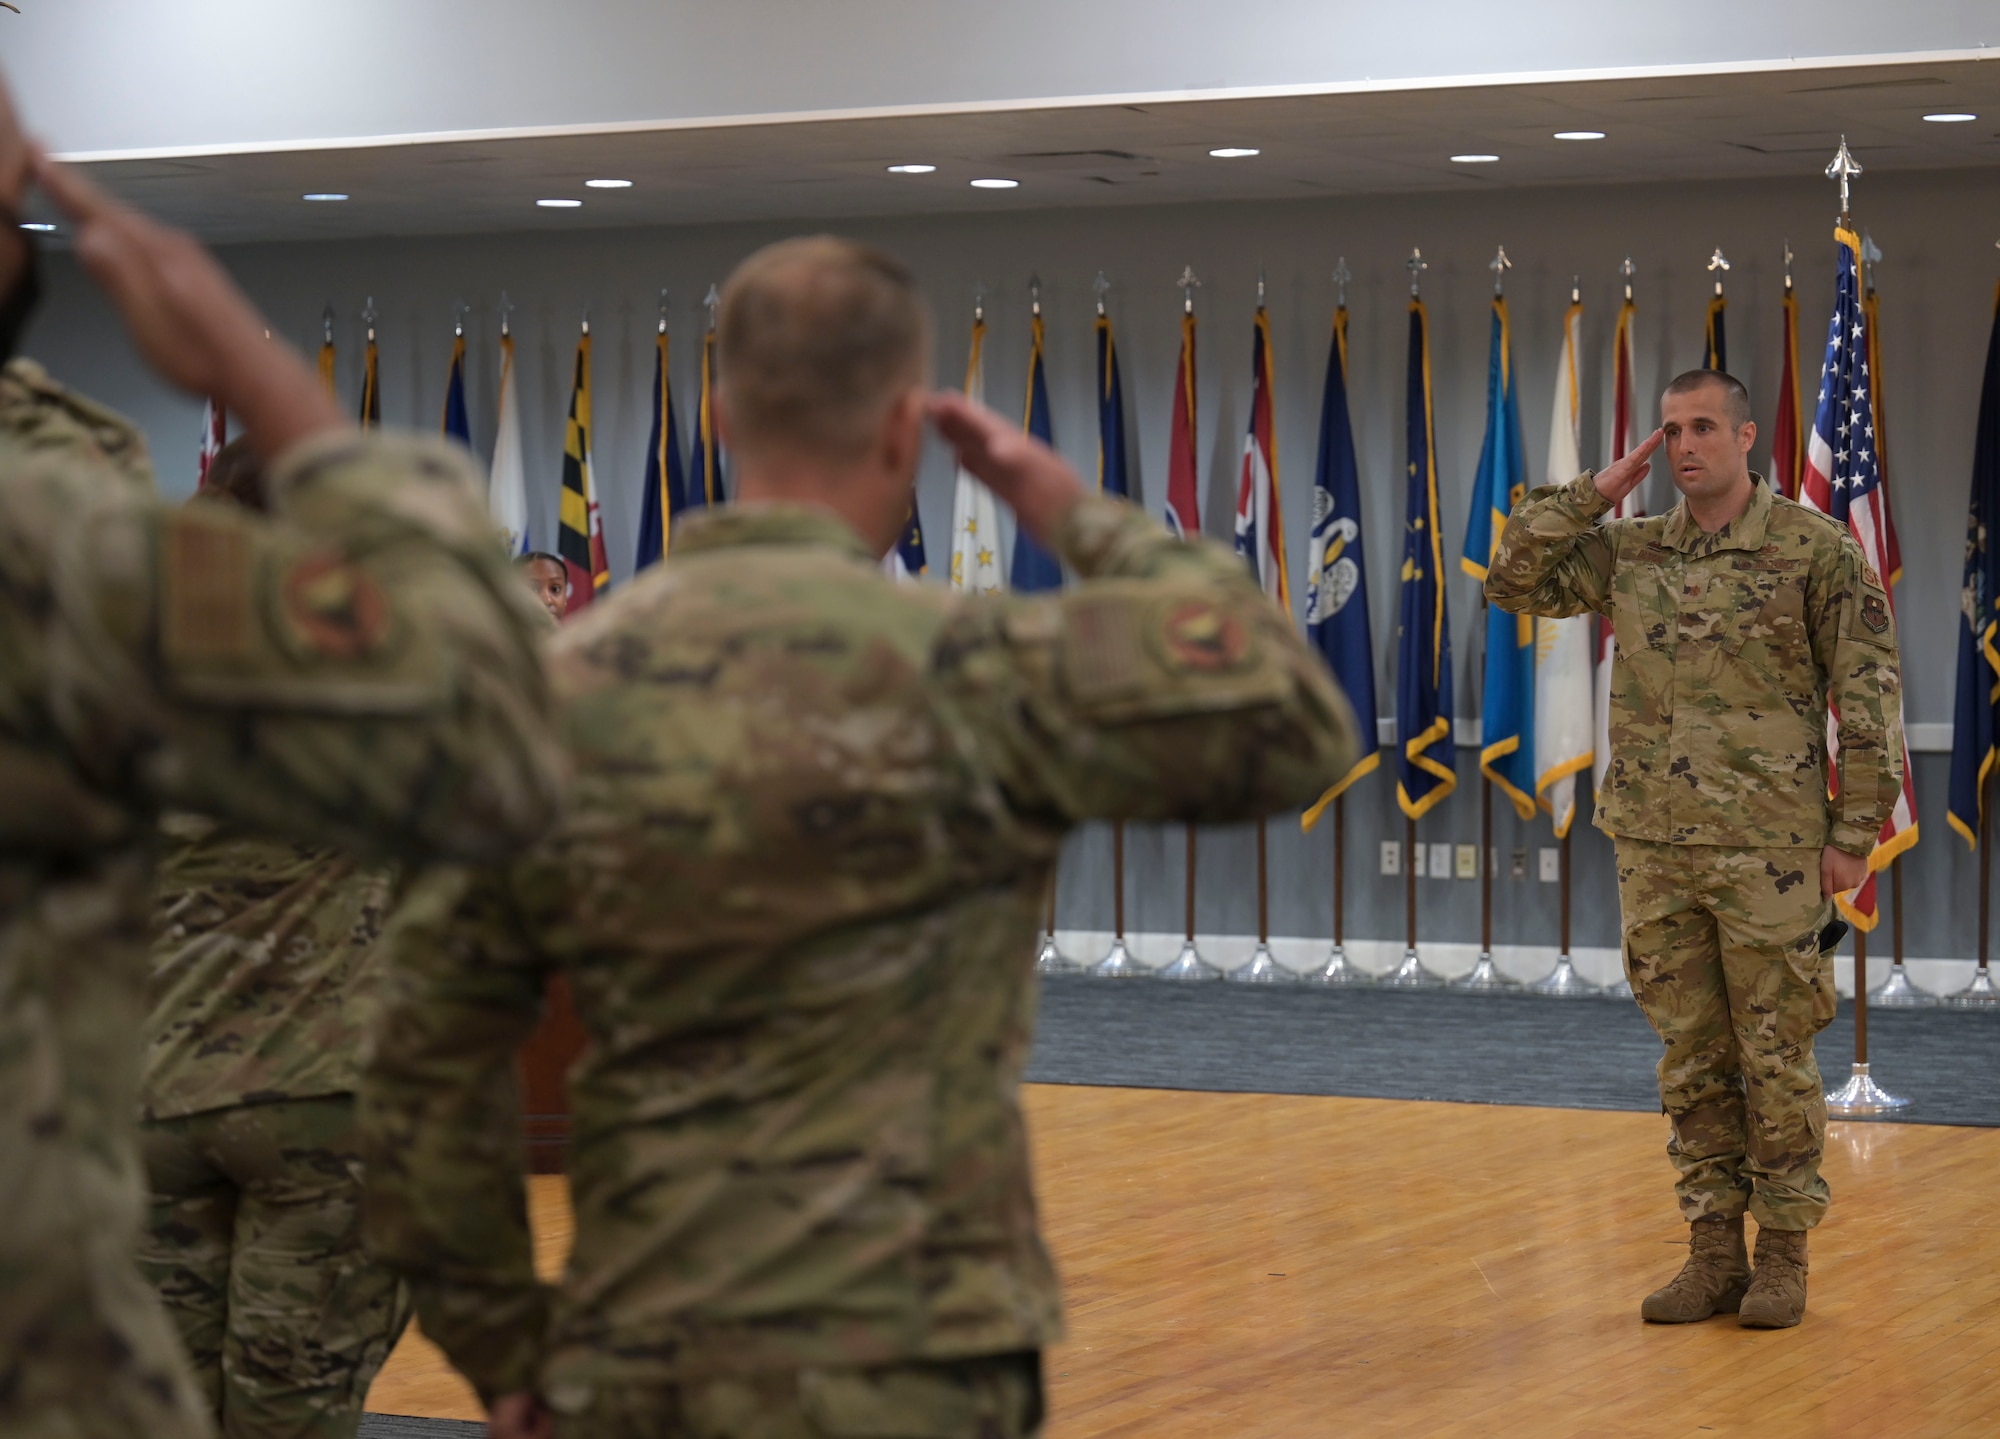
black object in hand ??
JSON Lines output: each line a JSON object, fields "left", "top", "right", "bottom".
{"left": 1818, "top": 917, "right": 1850, "bottom": 955}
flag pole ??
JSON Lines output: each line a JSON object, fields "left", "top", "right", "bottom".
{"left": 1950, "top": 772, "right": 1999, "bottom": 1005}
{"left": 1819, "top": 136, "right": 1910, "bottom": 1114}
{"left": 1160, "top": 265, "right": 1221, "bottom": 983}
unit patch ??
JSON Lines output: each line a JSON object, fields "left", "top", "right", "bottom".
{"left": 1158, "top": 601, "right": 1248, "bottom": 672}
{"left": 282, "top": 552, "right": 390, "bottom": 659}
{"left": 1860, "top": 593, "right": 1890, "bottom": 635}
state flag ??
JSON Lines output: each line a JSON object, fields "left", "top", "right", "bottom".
{"left": 1301, "top": 300, "right": 1380, "bottom": 830}
{"left": 949, "top": 317, "right": 1005, "bottom": 593}
{"left": 635, "top": 322, "right": 689, "bottom": 572}
{"left": 688, "top": 323, "right": 723, "bottom": 510}
{"left": 1536, "top": 298, "right": 1595, "bottom": 836}
{"left": 1010, "top": 310, "right": 1063, "bottom": 590}
{"left": 1396, "top": 297, "right": 1456, "bottom": 819}
{"left": 358, "top": 324, "right": 380, "bottom": 428}
{"left": 883, "top": 503, "right": 929, "bottom": 581}
{"left": 441, "top": 332, "right": 471, "bottom": 448}
{"left": 557, "top": 329, "right": 610, "bottom": 609}
{"left": 489, "top": 329, "right": 529, "bottom": 557}
{"left": 1773, "top": 280, "right": 1804, "bottom": 499}
{"left": 1705, "top": 290, "right": 1727, "bottom": 373}
{"left": 1949, "top": 284, "right": 2000, "bottom": 850}
{"left": 1097, "top": 310, "right": 1129, "bottom": 500}
{"left": 1166, "top": 307, "right": 1200, "bottom": 540}
{"left": 1462, "top": 295, "right": 1535, "bottom": 819}
{"left": 1233, "top": 303, "right": 1290, "bottom": 608}
{"left": 1594, "top": 296, "right": 1642, "bottom": 799}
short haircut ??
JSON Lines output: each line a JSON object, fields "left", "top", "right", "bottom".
{"left": 1663, "top": 369, "right": 1752, "bottom": 429}
{"left": 519, "top": 551, "right": 567, "bottom": 572}
{"left": 717, "top": 235, "right": 932, "bottom": 460}
{"left": 196, "top": 437, "right": 267, "bottom": 512}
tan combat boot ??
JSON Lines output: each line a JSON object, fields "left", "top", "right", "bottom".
{"left": 1738, "top": 1226, "right": 1809, "bottom": 1328}
{"left": 1640, "top": 1215, "right": 1750, "bottom": 1323}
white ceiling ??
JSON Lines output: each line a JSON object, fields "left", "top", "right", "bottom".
{"left": 32, "top": 58, "right": 2000, "bottom": 246}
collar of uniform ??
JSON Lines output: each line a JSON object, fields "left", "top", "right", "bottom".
{"left": 1660, "top": 472, "right": 1773, "bottom": 555}
{"left": 667, "top": 502, "right": 877, "bottom": 563}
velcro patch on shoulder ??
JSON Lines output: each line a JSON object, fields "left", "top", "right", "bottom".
{"left": 1151, "top": 600, "right": 1251, "bottom": 674}
{"left": 161, "top": 510, "right": 255, "bottom": 664}
{"left": 1063, "top": 594, "right": 1144, "bottom": 704}
{"left": 1860, "top": 592, "right": 1890, "bottom": 634}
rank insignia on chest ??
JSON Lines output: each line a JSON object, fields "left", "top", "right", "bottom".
{"left": 1861, "top": 593, "right": 1890, "bottom": 635}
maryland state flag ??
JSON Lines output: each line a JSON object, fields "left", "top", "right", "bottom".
{"left": 1950, "top": 285, "right": 2000, "bottom": 849}
{"left": 1462, "top": 295, "right": 1535, "bottom": 820}
{"left": 1397, "top": 298, "right": 1455, "bottom": 819}
{"left": 1165, "top": 306, "right": 1200, "bottom": 539}
{"left": 1772, "top": 276, "right": 1804, "bottom": 499}
{"left": 1097, "top": 310, "right": 1129, "bottom": 500}
{"left": 1233, "top": 304, "right": 1290, "bottom": 608}
{"left": 1010, "top": 311, "right": 1063, "bottom": 590}
{"left": 558, "top": 329, "right": 611, "bottom": 609}
{"left": 441, "top": 332, "right": 471, "bottom": 448}
{"left": 688, "top": 324, "right": 722, "bottom": 510}
{"left": 635, "top": 322, "right": 688, "bottom": 572}
{"left": 1301, "top": 302, "right": 1379, "bottom": 830}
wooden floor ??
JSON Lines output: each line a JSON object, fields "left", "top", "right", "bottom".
{"left": 369, "top": 1086, "right": 2000, "bottom": 1436}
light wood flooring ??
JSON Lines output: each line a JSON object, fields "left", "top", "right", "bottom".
{"left": 368, "top": 1085, "right": 2000, "bottom": 1436}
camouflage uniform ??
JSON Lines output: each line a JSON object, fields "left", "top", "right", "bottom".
{"left": 0, "top": 360, "right": 564, "bottom": 1439}
{"left": 361, "top": 494, "right": 1360, "bottom": 1437}
{"left": 137, "top": 816, "right": 408, "bottom": 1438}
{"left": 1487, "top": 471, "right": 1902, "bottom": 1229}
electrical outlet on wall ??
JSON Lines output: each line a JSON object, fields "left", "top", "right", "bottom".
{"left": 1429, "top": 843, "right": 1452, "bottom": 880}
{"left": 1380, "top": 840, "right": 1401, "bottom": 876}
{"left": 1511, "top": 848, "right": 1528, "bottom": 879}
{"left": 1412, "top": 842, "right": 1426, "bottom": 877}
{"left": 1539, "top": 847, "right": 1560, "bottom": 883}
{"left": 1454, "top": 844, "right": 1478, "bottom": 880}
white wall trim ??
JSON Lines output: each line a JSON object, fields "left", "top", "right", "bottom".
{"left": 51, "top": 47, "right": 1998, "bottom": 166}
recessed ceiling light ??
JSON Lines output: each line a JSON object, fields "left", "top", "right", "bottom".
{"left": 1553, "top": 130, "right": 1606, "bottom": 141}
{"left": 302, "top": 192, "right": 349, "bottom": 202}
{"left": 969, "top": 177, "right": 1019, "bottom": 189}
{"left": 537, "top": 198, "right": 584, "bottom": 208}
{"left": 19, "top": 222, "right": 55, "bottom": 232}
{"left": 1923, "top": 111, "right": 1977, "bottom": 123}
{"left": 1209, "top": 147, "right": 1261, "bottom": 158}
{"left": 1450, "top": 154, "right": 1501, "bottom": 163}
{"left": 886, "top": 163, "right": 937, "bottom": 174}
{"left": 584, "top": 178, "right": 633, "bottom": 189}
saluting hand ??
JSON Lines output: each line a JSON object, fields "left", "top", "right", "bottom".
{"left": 1593, "top": 428, "right": 1664, "bottom": 507}
{"left": 928, "top": 390, "right": 1084, "bottom": 550}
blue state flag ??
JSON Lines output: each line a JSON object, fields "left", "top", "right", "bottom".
{"left": 688, "top": 326, "right": 722, "bottom": 510}
{"left": 1396, "top": 298, "right": 1456, "bottom": 818}
{"left": 1097, "top": 311, "right": 1129, "bottom": 500}
{"left": 441, "top": 334, "right": 471, "bottom": 447}
{"left": 1951, "top": 284, "right": 2000, "bottom": 849}
{"left": 1303, "top": 304, "right": 1381, "bottom": 829}
{"left": 635, "top": 326, "right": 689, "bottom": 571}
{"left": 1011, "top": 312, "right": 1064, "bottom": 590}
{"left": 886, "top": 503, "right": 928, "bottom": 579}
{"left": 1461, "top": 297, "right": 1536, "bottom": 819}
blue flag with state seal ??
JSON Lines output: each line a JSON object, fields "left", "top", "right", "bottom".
{"left": 1011, "top": 311, "right": 1064, "bottom": 590}
{"left": 1461, "top": 295, "right": 1536, "bottom": 819}
{"left": 1302, "top": 303, "right": 1379, "bottom": 830}
{"left": 1396, "top": 297, "right": 1455, "bottom": 819}
{"left": 1950, "top": 284, "right": 2000, "bottom": 849}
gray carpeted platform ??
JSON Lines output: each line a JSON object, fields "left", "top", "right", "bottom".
{"left": 1024, "top": 974, "right": 2000, "bottom": 1126}
{"left": 359, "top": 1417, "right": 485, "bottom": 1437}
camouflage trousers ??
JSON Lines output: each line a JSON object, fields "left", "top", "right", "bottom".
{"left": 137, "top": 1095, "right": 411, "bottom": 1438}
{"left": 1615, "top": 839, "right": 1838, "bottom": 1231}
{"left": 545, "top": 1350, "right": 1045, "bottom": 1439}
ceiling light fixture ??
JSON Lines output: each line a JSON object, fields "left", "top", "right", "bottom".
{"left": 886, "top": 163, "right": 937, "bottom": 174}
{"left": 1209, "top": 147, "right": 1261, "bottom": 158}
{"left": 1450, "top": 154, "right": 1500, "bottom": 163}
{"left": 302, "top": 192, "right": 349, "bottom": 202}
{"left": 1553, "top": 130, "right": 1606, "bottom": 140}
{"left": 1923, "top": 111, "right": 1977, "bottom": 122}
{"left": 19, "top": 222, "right": 55, "bottom": 232}
{"left": 969, "top": 177, "right": 1019, "bottom": 189}
{"left": 536, "top": 198, "right": 584, "bottom": 208}
{"left": 584, "top": 178, "right": 633, "bottom": 188}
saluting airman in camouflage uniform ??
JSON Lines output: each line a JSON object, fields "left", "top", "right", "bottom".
{"left": 361, "top": 237, "right": 1360, "bottom": 1439}
{"left": 1487, "top": 369, "right": 1902, "bottom": 1331}
{"left": 1, "top": 145, "right": 565, "bottom": 1439}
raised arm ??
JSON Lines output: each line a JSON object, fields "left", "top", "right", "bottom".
{"left": 1485, "top": 430, "right": 1662, "bottom": 618}
{"left": 928, "top": 393, "right": 1359, "bottom": 825}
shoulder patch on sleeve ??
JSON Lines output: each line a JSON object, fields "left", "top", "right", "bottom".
{"left": 161, "top": 510, "right": 256, "bottom": 663}
{"left": 279, "top": 551, "right": 391, "bottom": 659}
{"left": 1063, "top": 594, "right": 1144, "bottom": 703}
{"left": 1153, "top": 600, "right": 1251, "bottom": 673}
{"left": 1860, "top": 592, "right": 1890, "bottom": 634}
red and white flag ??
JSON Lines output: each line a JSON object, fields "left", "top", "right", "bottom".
{"left": 197, "top": 397, "right": 226, "bottom": 489}
{"left": 1799, "top": 224, "right": 1918, "bottom": 929}
{"left": 1231, "top": 305, "right": 1289, "bottom": 608}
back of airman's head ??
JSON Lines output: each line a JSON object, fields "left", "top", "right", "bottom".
{"left": 717, "top": 236, "right": 932, "bottom": 462}
{"left": 193, "top": 436, "right": 267, "bottom": 512}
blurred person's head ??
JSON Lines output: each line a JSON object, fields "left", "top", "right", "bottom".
{"left": 194, "top": 436, "right": 267, "bottom": 512}
{"left": 520, "top": 551, "right": 569, "bottom": 621}
{"left": 715, "top": 236, "right": 932, "bottom": 557}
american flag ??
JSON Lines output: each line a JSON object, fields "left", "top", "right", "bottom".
{"left": 1799, "top": 224, "right": 1918, "bottom": 929}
